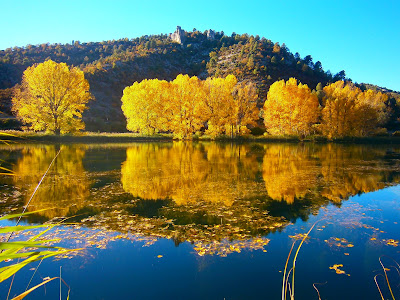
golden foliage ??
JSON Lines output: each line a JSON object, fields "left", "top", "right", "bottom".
{"left": 263, "top": 78, "right": 319, "bottom": 136}
{"left": 121, "top": 74, "right": 259, "bottom": 139}
{"left": 321, "top": 81, "right": 360, "bottom": 138}
{"left": 166, "top": 75, "right": 207, "bottom": 139}
{"left": 203, "top": 75, "right": 237, "bottom": 137}
{"left": 230, "top": 81, "right": 259, "bottom": 136}
{"left": 12, "top": 60, "right": 91, "bottom": 134}
{"left": 121, "top": 79, "right": 169, "bottom": 134}
{"left": 321, "top": 81, "right": 390, "bottom": 138}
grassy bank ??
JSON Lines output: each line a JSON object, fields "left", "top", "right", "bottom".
{"left": 2, "top": 130, "right": 400, "bottom": 144}
{"left": 0, "top": 131, "right": 174, "bottom": 144}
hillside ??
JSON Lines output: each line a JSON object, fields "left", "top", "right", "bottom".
{"left": 0, "top": 27, "right": 398, "bottom": 132}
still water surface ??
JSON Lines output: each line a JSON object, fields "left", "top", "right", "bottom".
{"left": 0, "top": 142, "right": 400, "bottom": 299}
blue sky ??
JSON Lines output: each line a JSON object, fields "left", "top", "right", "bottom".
{"left": 1, "top": 0, "right": 399, "bottom": 91}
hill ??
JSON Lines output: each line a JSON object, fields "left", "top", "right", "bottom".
{"left": 0, "top": 26, "right": 398, "bottom": 132}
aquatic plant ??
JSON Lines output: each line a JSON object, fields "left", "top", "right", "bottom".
{"left": 281, "top": 220, "right": 321, "bottom": 300}
{"left": 374, "top": 255, "right": 400, "bottom": 300}
{"left": 0, "top": 211, "right": 79, "bottom": 299}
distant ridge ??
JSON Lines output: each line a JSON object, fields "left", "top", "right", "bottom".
{"left": 0, "top": 27, "right": 398, "bottom": 131}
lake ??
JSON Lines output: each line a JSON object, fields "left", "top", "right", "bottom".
{"left": 0, "top": 142, "right": 400, "bottom": 299}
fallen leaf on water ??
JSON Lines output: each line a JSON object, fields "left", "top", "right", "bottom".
{"left": 329, "top": 264, "right": 349, "bottom": 275}
{"left": 289, "top": 233, "right": 310, "bottom": 240}
{"left": 385, "top": 239, "right": 399, "bottom": 247}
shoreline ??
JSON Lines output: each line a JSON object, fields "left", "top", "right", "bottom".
{"left": 2, "top": 130, "right": 400, "bottom": 144}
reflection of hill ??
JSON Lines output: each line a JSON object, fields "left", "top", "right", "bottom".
{"left": 13, "top": 145, "right": 90, "bottom": 219}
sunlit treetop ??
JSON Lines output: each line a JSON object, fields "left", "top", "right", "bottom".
{"left": 12, "top": 60, "right": 92, "bottom": 134}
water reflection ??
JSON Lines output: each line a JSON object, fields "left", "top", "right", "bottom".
{"left": 12, "top": 145, "right": 90, "bottom": 219}
{"left": 262, "top": 143, "right": 400, "bottom": 204}
{"left": 1, "top": 142, "right": 400, "bottom": 255}
{"left": 317, "top": 144, "right": 393, "bottom": 202}
{"left": 121, "top": 142, "right": 261, "bottom": 206}
{"left": 262, "top": 144, "right": 320, "bottom": 204}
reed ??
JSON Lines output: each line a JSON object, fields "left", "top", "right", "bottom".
{"left": 0, "top": 212, "right": 80, "bottom": 299}
{"left": 374, "top": 255, "right": 400, "bottom": 300}
{"left": 0, "top": 135, "right": 77, "bottom": 299}
{"left": 281, "top": 220, "right": 321, "bottom": 300}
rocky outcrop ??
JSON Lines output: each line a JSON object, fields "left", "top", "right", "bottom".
{"left": 207, "top": 29, "right": 215, "bottom": 40}
{"left": 169, "top": 26, "right": 185, "bottom": 44}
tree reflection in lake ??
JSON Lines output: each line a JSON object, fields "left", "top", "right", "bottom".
{"left": 1, "top": 142, "right": 400, "bottom": 256}
{"left": 120, "top": 142, "right": 281, "bottom": 254}
{"left": 262, "top": 143, "right": 400, "bottom": 204}
{"left": 121, "top": 142, "right": 261, "bottom": 206}
{"left": 317, "top": 144, "right": 397, "bottom": 202}
{"left": 12, "top": 145, "right": 90, "bottom": 219}
{"left": 262, "top": 144, "right": 320, "bottom": 204}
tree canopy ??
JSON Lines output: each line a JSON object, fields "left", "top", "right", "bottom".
{"left": 12, "top": 60, "right": 91, "bottom": 134}
{"left": 321, "top": 81, "right": 389, "bottom": 138}
{"left": 121, "top": 74, "right": 259, "bottom": 139}
{"left": 263, "top": 78, "right": 319, "bottom": 136}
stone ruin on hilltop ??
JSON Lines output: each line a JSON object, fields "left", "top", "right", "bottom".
{"left": 169, "top": 26, "right": 217, "bottom": 44}
{"left": 169, "top": 26, "right": 186, "bottom": 44}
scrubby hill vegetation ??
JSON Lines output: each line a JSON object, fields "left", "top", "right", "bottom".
{"left": 0, "top": 27, "right": 399, "bottom": 132}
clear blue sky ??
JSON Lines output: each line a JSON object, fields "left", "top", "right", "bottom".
{"left": 1, "top": 0, "right": 399, "bottom": 91}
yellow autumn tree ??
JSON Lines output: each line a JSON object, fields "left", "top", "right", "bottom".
{"left": 12, "top": 60, "right": 91, "bottom": 134}
{"left": 321, "top": 81, "right": 360, "bottom": 138}
{"left": 203, "top": 75, "right": 237, "bottom": 137}
{"left": 164, "top": 74, "right": 207, "bottom": 139}
{"left": 354, "top": 89, "right": 390, "bottom": 136}
{"left": 203, "top": 75, "right": 259, "bottom": 138}
{"left": 320, "top": 81, "right": 388, "bottom": 138}
{"left": 229, "top": 81, "right": 259, "bottom": 136}
{"left": 121, "top": 79, "right": 169, "bottom": 134}
{"left": 121, "top": 74, "right": 260, "bottom": 139}
{"left": 263, "top": 78, "right": 319, "bottom": 137}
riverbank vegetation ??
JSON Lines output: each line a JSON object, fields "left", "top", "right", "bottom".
{"left": 122, "top": 74, "right": 398, "bottom": 140}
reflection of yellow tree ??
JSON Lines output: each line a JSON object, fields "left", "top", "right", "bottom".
{"left": 202, "top": 143, "right": 260, "bottom": 205}
{"left": 121, "top": 142, "right": 208, "bottom": 202}
{"left": 261, "top": 143, "right": 399, "bottom": 204}
{"left": 262, "top": 144, "right": 319, "bottom": 204}
{"left": 121, "top": 142, "right": 261, "bottom": 206}
{"left": 317, "top": 144, "right": 388, "bottom": 203}
{"left": 13, "top": 145, "right": 89, "bottom": 219}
